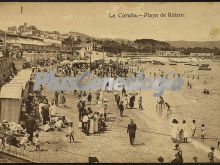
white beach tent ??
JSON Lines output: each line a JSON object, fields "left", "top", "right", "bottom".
{"left": 0, "top": 85, "right": 23, "bottom": 123}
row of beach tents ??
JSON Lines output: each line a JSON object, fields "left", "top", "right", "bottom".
{"left": 0, "top": 69, "right": 32, "bottom": 123}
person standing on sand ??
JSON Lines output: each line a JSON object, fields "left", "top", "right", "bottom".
{"left": 67, "top": 122, "right": 74, "bottom": 143}
{"left": 54, "top": 91, "right": 59, "bottom": 106}
{"left": 171, "top": 119, "right": 179, "bottom": 143}
{"left": 201, "top": 124, "right": 205, "bottom": 142}
{"left": 138, "top": 96, "right": 143, "bottom": 110}
{"left": 122, "top": 85, "right": 126, "bottom": 97}
{"left": 181, "top": 120, "right": 189, "bottom": 143}
{"left": 129, "top": 95, "right": 135, "bottom": 109}
{"left": 173, "top": 144, "right": 183, "bottom": 163}
{"left": 124, "top": 94, "right": 129, "bottom": 109}
{"left": 191, "top": 120, "right": 196, "bottom": 138}
{"left": 119, "top": 101, "right": 124, "bottom": 117}
{"left": 87, "top": 93, "right": 92, "bottom": 105}
{"left": 127, "top": 118, "right": 137, "bottom": 146}
{"left": 157, "top": 96, "right": 164, "bottom": 111}
{"left": 208, "top": 147, "right": 215, "bottom": 163}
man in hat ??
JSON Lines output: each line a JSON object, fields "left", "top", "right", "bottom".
{"left": 208, "top": 146, "right": 215, "bottom": 163}
{"left": 127, "top": 118, "right": 137, "bottom": 146}
{"left": 119, "top": 101, "right": 124, "bottom": 117}
{"left": 26, "top": 115, "right": 36, "bottom": 142}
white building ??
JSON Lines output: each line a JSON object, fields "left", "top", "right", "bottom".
{"left": 190, "top": 53, "right": 214, "bottom": 57}
{"left": 7, "top": 26, "right": 17, "bottom": 35}
{"left": 157, "top": 51, "right": 181, "bottom": 57}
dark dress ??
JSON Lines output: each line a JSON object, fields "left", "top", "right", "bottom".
{"left": 41, "top": 104, "right": 50, "bottom": 125}
{"left": 127, "top": 122, "right": 137, "bottom": 145}
{"left": 119, "top": 103, "right": 124, "bottom": 116}
{"left": 129, "top": 96, "right": 135, "bottom": 108}
{"left": 26, "top": 117, "right": 36, "bottom": 141}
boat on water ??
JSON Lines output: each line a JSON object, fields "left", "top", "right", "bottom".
{"left": 152, "top": 60, "right": 165, "bottom": 65}
{"left": 190, "top": 64, "right": 199, "bottom": 66}
{"left": 198, "top": 64, "right": 211, "bottom": 70}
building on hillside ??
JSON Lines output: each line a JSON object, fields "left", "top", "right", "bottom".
{"left": 92, "top": 43, "right": 102, "bottom": 51}
{"left": 7, "top": 26, "right": 17, "bottom": 35}
{"left": 156, "top": 50, "right": 181, "bottom": 57}
{"left": 18, "top": 23, "right": 37, "bottom": 36}
{"left": 42, "top": 38, "right": 62, "bottom": 47}
{"left": 51, "top": 31, "right": 61, "bottom": 40}
{"left": 190, "top": 53, "right": 214, "bottom": 58}
{"left": 72, "top": 43, "right": 93, "bottom": 59}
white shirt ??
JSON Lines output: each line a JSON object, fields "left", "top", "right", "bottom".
{"left": 68, "top": 126, "right": 74, "bottom": 134}
{"left": 55, "top": 120, "right": 63, "bottom": 128}
{"left": 82, "top": 115, "right": 88, "bottom": 122}
{"left": 191, "top": 123, "right": 196, "bottom": 130}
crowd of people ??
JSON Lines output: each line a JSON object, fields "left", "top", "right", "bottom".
{"left": 0, "top": 56, "right": 219, "bottom": 163}
{"left": 75, "top": 90, "right": 108, "bottom": 136}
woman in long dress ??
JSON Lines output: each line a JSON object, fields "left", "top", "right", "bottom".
{"left": 88, "top": 112, "right": 94, "bottom": 134}
{"left": 97, "top": 99, "right": 102, "bottom": 108}
{"left": 123, "top": 94, "right": 129, "bottom": 109}
{"left": 181, "top": 120, "right": 189, "bottom": 143}
{"left": 93, "top": 112, "right": 98, "bottom": 133}
{"left": 171, "top": 119, "right": 179, "bottom": 143}
{"left": 59, "top": 91, "right": 67, "bottom": 108}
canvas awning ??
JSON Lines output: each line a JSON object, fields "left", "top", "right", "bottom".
{"left": 0, "top": 85, "right": 23, "bottom": 99}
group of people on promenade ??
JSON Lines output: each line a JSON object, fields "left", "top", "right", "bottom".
{"left": 76, "top": 90, "right": 108, "bottom": 136}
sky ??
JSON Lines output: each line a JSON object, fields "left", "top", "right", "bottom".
{"left": 0, "top": 2, "right": 220, "bottom": 41}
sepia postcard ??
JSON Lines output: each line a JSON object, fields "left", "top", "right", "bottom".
{"left": 0, "top": 2, "right": 220, "bottom": 163}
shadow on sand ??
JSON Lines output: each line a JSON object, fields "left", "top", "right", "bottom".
{"left": 133, "top": 143, "right": 145, "bottom": 147}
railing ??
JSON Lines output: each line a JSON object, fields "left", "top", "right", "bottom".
{"left": 1, "top": 143, "right": 88, "bottom": 163}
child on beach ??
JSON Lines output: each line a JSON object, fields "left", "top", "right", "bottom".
{"left": 181, "top": 120, "right": 189, "bottom": 143}
{"left": 34, "top": 133, "right": 40, "bottom": 151}
{"left": 19, "top": 133, "right": 29, "bottom": 150}
{"left": 67, "top": 122, "right": 74, "bottom": 143}
{"left": 201, "top": 124, "right": 205, "bottom": 142}
{"left": 191, "top": 120, "right": 196, "bottom": 138}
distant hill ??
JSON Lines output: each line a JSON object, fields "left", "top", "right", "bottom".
{"left": 167, "top": 40, "right": 220, "bottom": 49}
{"left": 64, "top": 31, "right": 95, "bottom": 42}
{"left": 92, "top": 38, "right": 172, "bottom": 54}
